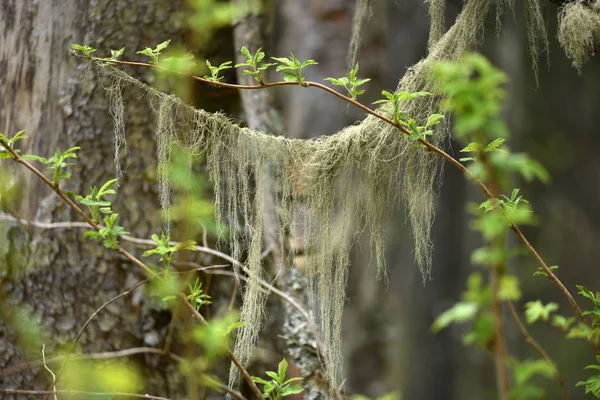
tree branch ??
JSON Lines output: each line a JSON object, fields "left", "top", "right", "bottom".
{"left": 507, "top": 301, "right": 570, "bottom": 399}
{"left": 68, "top": 55, "right": 588, "bottom": 337}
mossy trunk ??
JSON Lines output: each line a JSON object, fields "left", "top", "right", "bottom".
{"left": 0, "top": 1, "right": 187, "bottom": 397}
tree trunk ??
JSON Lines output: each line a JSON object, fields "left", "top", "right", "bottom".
{"left": 0, "top": 1, "right": 188, "bottom": 397}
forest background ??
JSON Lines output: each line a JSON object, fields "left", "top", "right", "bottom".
{"left": 1, "top": 0, "right": 600, "bottom": 399}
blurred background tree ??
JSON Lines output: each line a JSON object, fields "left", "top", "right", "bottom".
{"left": 1, "top": 0, "right": 600, "bottom": 399}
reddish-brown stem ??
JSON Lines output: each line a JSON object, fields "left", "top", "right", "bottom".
{"left": 507, "top": 301, "right": 570, "bottom": 399}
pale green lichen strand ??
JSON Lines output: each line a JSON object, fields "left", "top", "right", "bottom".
{"left": 94, "top": 0, "right": 549, "bottom": 389}
{"left": 426, "top": 0, "right": 446, "bottom": 51}
{"left": 558, "top": 2, "right": 600, "bottom": 71}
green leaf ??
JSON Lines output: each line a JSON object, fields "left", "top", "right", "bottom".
{"left": 240, "top": 46, "right": 252, "bottom": 61}
{"left": 485, "top": 138, "right": 506, "bottom": 152}
{"left": 577, "top": 285, "right": 597, "bottom": 302}
{"left": 265, "top": 371, "right": 279, "bottom": 381}
{"left": 425, "top": 113, "right": 444, "bottom": 128}
{"left": 72, "top": 43, "right": 97, "bottom": 58}
{"left": 251, "top": 376, "right": 270, "bottom": 385}
{"left": 533, "top": 265, "right": 559, "bottom": 277}
{"left": 432, "top": 302, "right": 478, "bottom": 332}
{"left": 282, "top": 385, "right": 304, "bottom": 395}
{"left": 278, "top": 358, "right": 288, "bottom": 382}
{"left": 550, "top": 314, "right": 575, "bottom": 331}
{"left": 524, "top": 301, "right": 558, "bottom": 324}
{"left": 155, "top": 39, "right": 171, "bottom": 52}
{"left": 283, "top": 72, "right": 299, "bottom": 83}
{"left": 21, "top": 155, "right": 49, "bottom": 164}
{"left": 110, "top": 47, "right": 125, "bottom": 61}
{"left": 460, "top": 142, "right": 484, "bottom": 154}
{"left": 499, "top": 275, "right": 521, "bottom": 301}
{"left": 272, "top": 56, "right": 296, "bottom": 68}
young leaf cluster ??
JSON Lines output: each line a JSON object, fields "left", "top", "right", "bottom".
{"left": 235, "top": 47, "right": 275, "bottom": 84}
{"left": 577, "top": 356, "right": 600, "bottom": 397}
{"left": 23, "top": 146, "right": 81, "bottom": 186}
{"left": 251, "top": 359, "right": 303, "bottom": 399}
{"left": 433, "top": 53, "right": 508, "bottom": 140}
{"left": 137, "top": 40, "right": 171, "bottom": 65}
{"left": 71, "top": 44, "right": 97, "bottom": 58}
{"left": 460, "top": 138, "right": 506, "bottom": 162}
{"left": 75, "top": 179, "right": 118, "bottom": 223}
{"left": 373, "top": 90, "right": 443, "bottom": 143}
{"left": 204, "top": 60, "right": 233, "bottom": 82}
{"left": 271, "top": 53, "right": 317, "bottom": 85}
{"left": 100, "top": 47, "right": 125, "bottom": 64}
{"left": 186, "top": 277, "right": 212, "bottom": 311}
{"left": 325, "top": 63, "right": 371, "bottom": 100}
{"left": 83, "top": 212, "right": 129, "bottom": 249}
{"left": 509, "top": 358, "right": 555, "bottom": 400}
{"left": 0, "top": 130, "right": 27, "bottom": 158}
{"left": 142, "top": 232, "right": 197, "bottom": 269}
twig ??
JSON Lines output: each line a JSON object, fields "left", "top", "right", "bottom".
{"left": 507, "top": 301, "right": 570, "bottom": 399}
{"left": 510, "top": 226, "right": 588, "bottom": 327}
{"left": 1, "top": 347, "right": 181, "bottom": 377}
{"left": 41, "top": 345, "right": 57, "bottom": 400}
{"left": 0, "top": 388, "right": 171, "bottom": 399}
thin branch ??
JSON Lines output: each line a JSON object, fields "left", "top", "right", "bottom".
{"left": 41, "top": 345, "right": 57, "bottom": 400}
{"left": 510, "top": 225, "right": 588, "bottom": 328}
{"left": 1, "top": 347, "right": 181, "bottom": 377}
{"left": 507, "top": 301, "right": 570, "bottom": 399}
{"left": 0, "top": 389, "right": 172, "bottom": 399}
{"left": 0, "top": 212, "right": 316, "bottom": 347}
{"left": 67, "top": 55, "right": 588, "bottom": 332}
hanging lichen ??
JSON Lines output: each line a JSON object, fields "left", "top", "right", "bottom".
{"left": 97, "top": 67, "right": 128, "bottom": 180}
{"left": 558, "top": 1, "right": 600, "bottom": 71}
{"left": 426, "top": 0, "right": 446, "bottom": 51}
{"left": 524, "top": 0, "right": 549, "bottom": 82}
{"left": 90, "top": 0, "right": 557, "bottom": 392}
{"left": 347, "top": 0, "right": 371, "bottom": 70}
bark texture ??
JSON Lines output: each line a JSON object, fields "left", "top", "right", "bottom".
{"left": 0, "top": 1, "right": 188, "bottom": 397}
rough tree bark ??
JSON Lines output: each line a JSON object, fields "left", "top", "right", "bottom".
{"left": 0, "top": 1, "right": 189, "bottom": 397}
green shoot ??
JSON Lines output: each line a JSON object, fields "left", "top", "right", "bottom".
{"left": 75, "top": 179, "right": 118, "bottom": 223}
{"left": 235, "top": 46, "right": 275, "bottom": 84}
{"left": 251, "top": 359, "right": 303, "bottom": 399}
{"left": 524, "top": 301, "right": 558, "bottom": 324}
{"left": 83, "top": 213, "right": 129, "bottom": 249}
{"left": 325, "top": 63, "right": 371, "bottom": 100}
{"left": 136, "top": 40, "right": 171, "bottom": 65}
{"left": 271, "top": 53, "right": 317, "bottom": 85}
{"left": 71, "top": 44, "right": 97, "bottom": 58}
{"left": 186, "top": 278, "right": 212, "bottom": 311}
{"left": 0, "top": 130, "right": 27, "bottom": 158}
{"left": 204, "top": 60, "right": 233, "bottom": 82}
{"left": 142, "top": 232, "right": 197, "bottom": 269}
{"left": 22, "top": 146, "right": 81, "bottom": 186}
{"left": 576, "top": 356, "right": 600, "bottom": 398}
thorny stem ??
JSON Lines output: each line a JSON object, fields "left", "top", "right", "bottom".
{"left": 71, "top": 55, "right": 592, "bottom": 340}
{"left": 0, "top": 141, "right": 263, "bottom": 400}
{"left": 507, "top": 301, "right": 570, "bottom": 400}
